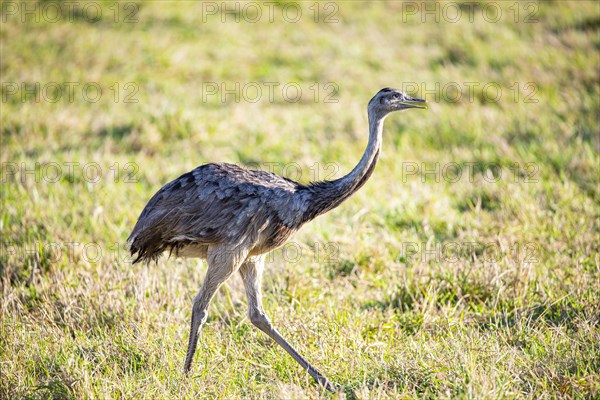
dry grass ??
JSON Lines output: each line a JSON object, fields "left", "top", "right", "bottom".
{"left": 1, "top": 1, "right": 599, "bottom": 398}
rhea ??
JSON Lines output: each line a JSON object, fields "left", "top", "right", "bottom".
{"left": 128, "top": 88, "right": 426, "bottom": 392}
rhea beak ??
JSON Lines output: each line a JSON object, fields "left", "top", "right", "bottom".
{"left": 401, "top": 96, "right": 427, "bottom": 109}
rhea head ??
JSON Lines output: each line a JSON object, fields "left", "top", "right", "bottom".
{"left": 368, "top": 87, "right": 427, "bottom": 118}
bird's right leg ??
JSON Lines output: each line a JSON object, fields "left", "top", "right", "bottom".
{"left": 239, "top": 256, "right": 337, "bottom": 393}
{"left": 183, "top": 244, "right": 249, "bottom": 373}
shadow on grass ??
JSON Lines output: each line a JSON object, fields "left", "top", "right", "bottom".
{"left": 357, "top": 364, "right": 444, "bottom": 399}
{"left": 25, "top": 379, "right": 76, "bottom": 400}
{"left": 476, "top": 298, "right": 596, "bottom": 333}
{"left": 363, "top": 280, "right": 595, "bottom": 334}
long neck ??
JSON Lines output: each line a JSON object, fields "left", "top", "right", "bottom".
{"left": 300, "top": 109, "right": 386, "bottom": 223}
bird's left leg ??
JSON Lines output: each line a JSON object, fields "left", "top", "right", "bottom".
{"left": 183, "top": 244, "right": 249, "bottom": 373}
{"left": 239, "top": 256, "right": 337, "bottom": 393}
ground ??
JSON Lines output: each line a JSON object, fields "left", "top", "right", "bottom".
{"left": 1, "top": 1, "right": 599, "bottom": 399}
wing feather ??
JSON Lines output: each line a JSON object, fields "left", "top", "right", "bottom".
{"left": 128, "top": 163, "right": 308, "bottom": 263}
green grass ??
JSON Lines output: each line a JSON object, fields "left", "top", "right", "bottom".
{"left": 1, "top": 1, "right": 599, "bottom": 398}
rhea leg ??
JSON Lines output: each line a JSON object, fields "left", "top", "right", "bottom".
{"left": 239, "top": 256, "right": 337, "bottom": 393}
{"left": 183, "top": 245, "right": 249, "bottom": 373}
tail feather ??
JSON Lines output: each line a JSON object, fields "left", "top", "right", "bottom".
{"left": 127, "top": 227, "right": 192, "bottom": 264}
{"left": 127, "top": 230, "right": 166, "bottom": 264}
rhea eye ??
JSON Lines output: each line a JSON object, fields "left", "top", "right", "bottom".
{"left": 392, "top": 93, "right": 400, "bottom": 99}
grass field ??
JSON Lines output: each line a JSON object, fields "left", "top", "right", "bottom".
{"left": 1, "top": 1, "right": 599, "bottom": 398}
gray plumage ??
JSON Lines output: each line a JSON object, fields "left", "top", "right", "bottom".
{"left": 129, "top": 164, "right": 306, "bottom": 262}
{"left": 128, "top": 88, "right": 426, "bottom": 393}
